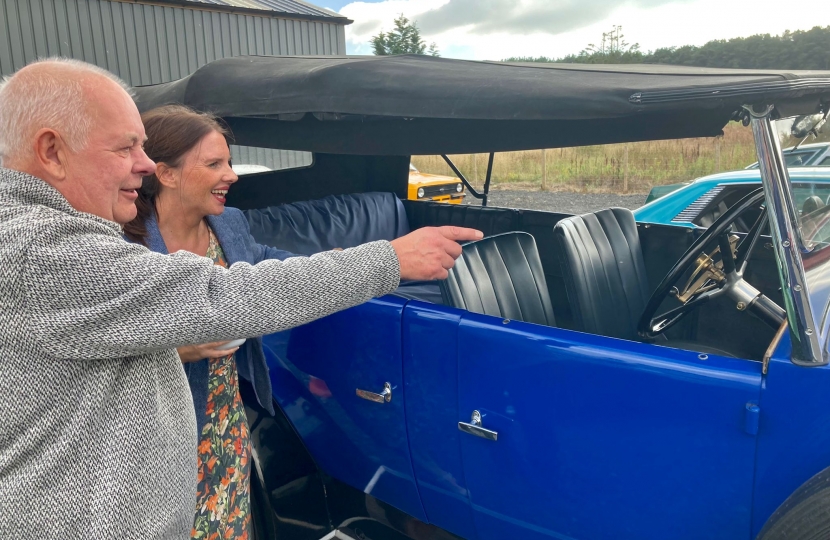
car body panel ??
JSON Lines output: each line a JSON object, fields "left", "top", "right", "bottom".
{"left": 263, "top": 296, "right": 427, "bottom": 523}
{"left": 263, "top": 288, "right": 830, "bottom": 539}
{"left": 455, "top": 312, "right": 762, "bottom": 540}
{"left": 634, "top": 168, "right": 830, "bottom": 227}
{"left": 403, "top": 302, "right": 478, "bottom": 540}
{"left": 750, "top": 332, "right": 830, "bottom": 537}
{"left": 644, "top": 182, "right": 687, "bottom": 203}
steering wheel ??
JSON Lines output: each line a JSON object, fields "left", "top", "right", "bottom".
{"left": 638, "top": 188, "right": 786, "bottom": 339}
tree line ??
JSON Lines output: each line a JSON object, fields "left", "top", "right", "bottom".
{"left": 504, "top": 25, "right": 830, "bottom": 70}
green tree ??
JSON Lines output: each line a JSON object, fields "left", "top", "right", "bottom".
{"left": 372, "top": 14, "right": 439, "bottom": 56}
{"left": 646, "top": 26, "right": 830, "bottom": 69}
{"left": 503, "top": 25, "right": 830, "bottom": 70}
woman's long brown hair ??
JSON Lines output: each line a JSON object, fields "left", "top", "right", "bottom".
{"left": 123, "top": 105, "right": 232, "bottom": 245}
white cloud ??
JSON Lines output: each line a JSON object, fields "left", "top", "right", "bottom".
{"left": 415, "top": 0, "right": 695, "bottom": 36}
{"left": 340, "top": 0, "right": 449, "bottom": 54}
{"left": 340, "top": 0, "right": 830, "bottom": 60}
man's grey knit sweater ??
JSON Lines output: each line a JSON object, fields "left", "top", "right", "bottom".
{"left": 0, "top": 169, "right": 400, "bottom": 539}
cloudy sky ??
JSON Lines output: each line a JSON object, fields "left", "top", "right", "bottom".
{"left": 319, "top": 0, "right": 830, "bottom": 60}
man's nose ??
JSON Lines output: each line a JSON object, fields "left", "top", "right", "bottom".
{"left": 135, "top": 149, "right": 156, "bottom": 176}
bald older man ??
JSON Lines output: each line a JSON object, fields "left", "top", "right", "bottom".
{"left": 0, "top": 58, "right": 482, "bottom": 539}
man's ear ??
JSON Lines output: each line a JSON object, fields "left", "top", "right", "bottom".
{"left": 33, "top": 128, "right": 68, "bottom": 181}
{"left": 155, "top": 162, "right": 177, "bottom": 189}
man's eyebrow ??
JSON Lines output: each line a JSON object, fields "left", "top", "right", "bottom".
{"left": 123, "top": 133, "right": 145, "bottom": 145}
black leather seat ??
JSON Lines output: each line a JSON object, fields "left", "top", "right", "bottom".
{"left": 554, "top": 208, "right": 650, "bottom": 341}
{"left": 556, "top": 208, "right": 737, "bottom": 357}
{"left": 439, "top": 232, "right": 556, "bottom": 326}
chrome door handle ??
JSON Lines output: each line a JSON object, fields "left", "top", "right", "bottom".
{"left": 356, "top": 382, "right": 392, "bottom": 403}
{"left": 458, "top": 410, "right": 498, "bottom": 441}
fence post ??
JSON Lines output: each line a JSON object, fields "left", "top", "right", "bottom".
{"left": 541, "top": 149, "right": 547, "bottom": 190}
{"left": 623, "top": 145, "right": 629, "bottom": 193}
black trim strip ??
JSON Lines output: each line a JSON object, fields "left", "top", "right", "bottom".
{"left": 630, "top": 78, "right": 830, "bottom": 105}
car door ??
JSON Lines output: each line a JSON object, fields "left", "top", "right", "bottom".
{"left": 403, "top": 301, "right": 478, "bottom": 540}
{"left": 455, "top": 312, "right": 762, "bottom": 540}
{"left": 263, "top": 296, "right": 427, "bottom": 522}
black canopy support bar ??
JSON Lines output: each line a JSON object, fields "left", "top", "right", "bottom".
{"left": 483, "top": 153, "right": 495, "bottom": 207}
{"left": 441, "top": 153, "right": 494, "bottom": 207}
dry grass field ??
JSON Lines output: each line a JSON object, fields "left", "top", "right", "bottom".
{"left": 412, "top": 122, "right": 762, "bottom": 195}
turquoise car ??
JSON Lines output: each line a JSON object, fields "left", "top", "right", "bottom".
{"left": 643, "top": 142, "right": 830, "bottom": 204}
{"left": 634, "top": 168, "right": 830, "bottom": 228}
{"left": 745, "top": 141, "right": 830, "bottom": 169}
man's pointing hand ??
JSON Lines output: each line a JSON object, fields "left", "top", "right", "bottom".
{"left": 391, "top": 226, "right": 484, "bottom": 281}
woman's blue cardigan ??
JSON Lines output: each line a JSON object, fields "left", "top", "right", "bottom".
{"left": 139, "top": 207, "right": 294, "bottom": 435}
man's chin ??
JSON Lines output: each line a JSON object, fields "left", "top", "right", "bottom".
{"left": 114, "top": 204, "right": 138, "bottom": 226}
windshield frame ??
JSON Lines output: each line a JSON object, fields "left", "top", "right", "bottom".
{"left": 749, "top": 105, "right": 828, "bottom": 365}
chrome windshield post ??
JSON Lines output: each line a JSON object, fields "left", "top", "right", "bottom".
{"left": 745, "top": 104, "right": 825, "bottom": 365}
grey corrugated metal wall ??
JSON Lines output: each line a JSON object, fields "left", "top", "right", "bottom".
{"left": 0, "top": 0, "right": 347, "bottom": 85}
{"left": 0, "top": 0, "right": 345, "bottom": 173}
{"left": 231, "top": 144, "right": 312, "bottom": 171}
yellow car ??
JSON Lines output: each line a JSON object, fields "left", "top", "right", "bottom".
{"left": 408, "top": 164, "right": 466, "bottom": 204}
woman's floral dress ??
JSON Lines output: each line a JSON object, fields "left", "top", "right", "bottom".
{"left": 191, "top": 228, "right": 252, "bottom": 540}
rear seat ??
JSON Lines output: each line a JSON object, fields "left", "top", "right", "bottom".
{"left": 243, "top": 192, "right": 442, "bottom": 304}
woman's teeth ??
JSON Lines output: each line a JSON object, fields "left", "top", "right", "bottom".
{"left": 211, "top": 190, "right": 228, "bottom": 196}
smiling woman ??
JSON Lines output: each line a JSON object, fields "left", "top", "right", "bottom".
{"left": 124, "top": 104, "right": 298, "bottom": 540}
{"left": 124, "top": 107, "right": 232, "bottom": 245}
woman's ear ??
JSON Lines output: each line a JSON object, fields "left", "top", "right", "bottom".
{"left": 155, "top": 162, "right": 178, "bottom": 189}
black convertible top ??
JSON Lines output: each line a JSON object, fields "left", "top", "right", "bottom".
{"left": 133, "top": 55, "right": 830, "bottom": 155}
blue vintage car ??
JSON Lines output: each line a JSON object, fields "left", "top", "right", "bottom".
{"left": 634, "top": 168, "right": 830, "bottom": 228}
{"left": 135, "top": 56, "right": 830, "bottom": 540}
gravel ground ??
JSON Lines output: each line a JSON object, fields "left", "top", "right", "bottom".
{"left": 467, "top": 189, "right": 649, "bottom": 214}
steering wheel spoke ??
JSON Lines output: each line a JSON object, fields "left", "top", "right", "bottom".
{"left": 650, "top": 288, "right": 719, "bottom": 335}
{"left": 718, "top": 232, "right": 737, "bottom": 274}
{"left": 736, "top": 210, "right": 768, "bottom": 274}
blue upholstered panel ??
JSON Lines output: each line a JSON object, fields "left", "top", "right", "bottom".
{"left": 244, "top": 192, "right": 410, "bottom": 255}
{"left": 243, "top": 193, "right": 441, "bottom": 304}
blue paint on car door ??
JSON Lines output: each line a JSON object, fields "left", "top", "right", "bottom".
{"left": 751, "top": 332, "right": 830, "bottom": 537}
{"left": 263, "top": 296, "right": 427, "bottom": 522}
{"left": 456, "top": 313, "right": 762, "bottom": 540}
{"left": 403, "top": 301, "right": 478, "bottom": 539}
